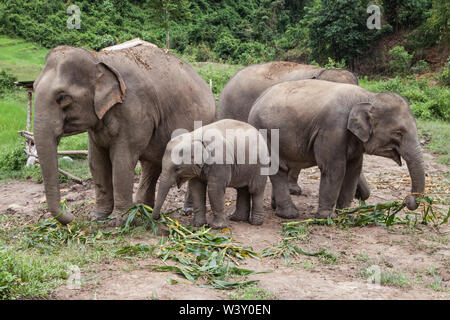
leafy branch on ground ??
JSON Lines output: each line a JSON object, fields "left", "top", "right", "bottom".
{"left": 296, "top": 195, "right": 449, "bottom": 228}
{"left": 117, "top": 204, "right": 264, "bottom": 290}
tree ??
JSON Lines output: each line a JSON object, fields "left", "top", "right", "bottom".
{"left": 147, "top": 0, "right": 192, "bottom": 50}
{"left": 303, "top": 0, "right": 377, "bottom": 69}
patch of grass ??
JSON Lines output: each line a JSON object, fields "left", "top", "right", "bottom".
{"left": 298, "top": 261, "right": 315, "bottom": 270}
{"left": 228, "top": 284, "right": 275, "bottom": 300}
{"left": 191, "top": 62, "right": 243, "bottom": 97}
{"left": 380, "top": 271, "right": 411, "bottom": 288}
{"left": 0, "top": 211, "right": 123, "bottom": 299}
{"left": 0, "top": 36, "right": 47, "bottom": 81}
{"left": 358, "top": 253, "right": 370, "bottom": 262}
{"left": 417, "top": 119, "right": 450, "bottom": 164}
{"left": 319, "top": 249, "right": 340, "bottom": 265}
{"left": 361, "top": 265, "right": 410, "bottom": 288}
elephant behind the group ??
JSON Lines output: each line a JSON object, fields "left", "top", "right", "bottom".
{"left": 33, "top": 42, "right": 216, "bottom": 225}
{"left": 248, "top": 79, "right": 425, "bottom": 219}
{"left": 215, "top": 61, "right": 369, "bottom": 199}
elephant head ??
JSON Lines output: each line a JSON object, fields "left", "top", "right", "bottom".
{"left": 315, "top": 69, "right": 359, "bottom": 85}
{"left": 152, "top": 135, "right": 206, "bottom": 219}
{"left": 347, "top": 93, "right": 425, "bottom": 210}
{"left": 33, "top": 46, "right": 126, "bottom": 224}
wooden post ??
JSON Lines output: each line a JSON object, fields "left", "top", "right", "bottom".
{"left": 27, "top": 89, "right": 32, "bottom": 133}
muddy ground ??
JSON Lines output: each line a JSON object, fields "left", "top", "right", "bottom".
{"left": 0, "top": 152, "right": 449, "bottom": 300}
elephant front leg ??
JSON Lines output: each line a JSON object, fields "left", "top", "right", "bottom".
{"left": 288, "top": 167, "right": 302, "bottom": 195}
{"left": 88, "top": 137, "right": 114, "bottom": 221}
{"left": 188, "top": 178, "right": 207, "bottom": 227}
{"left": 316, "top": 163, "right": 346, "bottom": 219}
{"left": 336, "top": 156, "right": 363, "bottom": 210}
{"left": 229, "top": 187, "right": 251, "bottom": 222}
{"left": 183, "top": 187, "right": 195, "bottom": 214}
{"left": 207, "top": 178, "right": 228, "bottom": 229}
{"left": 109, "top": 149, "right": 139, "bottom": 226}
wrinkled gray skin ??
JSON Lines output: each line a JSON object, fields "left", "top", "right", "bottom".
{"left": 152, "top": 119, "right": 269, "bottom": 228}
{"left": 33, "top": 45, "right": 215, "bottom": 225}
{"left": 248, "top": 80, "right": 425, "bottom": 219}
{"left": 216, "top": 61, "right": 369, "bottom": 200}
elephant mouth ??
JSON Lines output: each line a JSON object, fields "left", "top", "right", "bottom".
{"left": 377, "top": 147, "right": 402, "bottom": 166}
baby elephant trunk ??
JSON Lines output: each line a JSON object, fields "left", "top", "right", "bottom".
{"left": 152, "top": 177, "right": 174, "bottom": 219}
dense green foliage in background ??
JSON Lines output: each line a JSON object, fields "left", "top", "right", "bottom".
{"left": 0, "top": 0, "right": 448, "bottom": 70}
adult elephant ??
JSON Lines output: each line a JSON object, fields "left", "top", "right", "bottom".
{"left": 33, "top": 43, "right": 216, "bottom": 225}
{"left": 216, "top": 61, "right": 369, "bottom": 200}
{"left": 248, "top": 80, "right": 425, "bottom": 219}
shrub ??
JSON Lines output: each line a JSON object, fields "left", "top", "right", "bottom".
{"left": 193, "top": 44, "right": 216, "bottom": 62}
{"left": 389, "top": 46, "right": 412, "bottom": 75}
{"left": 0, "top": 146, "right": 27, "bottom": 172}
{"left": 411, "top": 60, "right": 430, "bottom": 73}
{"left": 438, "top": 57, "right": 450, "bottom": 86}
{"left": 360, "top": 77, "right": 450, "bottom": 121}
{"left": 0, "top": 70, "right": 17, "bottom": 95}
{"left": 213, "top": 33, "right": 239, "bottom": 61}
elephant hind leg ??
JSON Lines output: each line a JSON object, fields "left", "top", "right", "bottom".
{"left": 249, "top": 190, "right": 265, "bottom": 225}
{"left": 135, "top": 161, "right": 161, "bottom": 208}
{"left": 270, "top": 168, "right": 298, "bottom": 219}
{"left": 288, "top": 167, "right": 302, "bottom": 195}
{"left": 229, "top": 187, "right": 251, "bottom": 222}
{"left": 355, "top": 173, "right": 370, "bottom": 201}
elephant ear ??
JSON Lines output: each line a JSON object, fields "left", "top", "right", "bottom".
{"left": 347, "top": 102, "right": 373, "bottom": 142}
{"left": 94, "top": 62, "right": 126, "bottom": 119}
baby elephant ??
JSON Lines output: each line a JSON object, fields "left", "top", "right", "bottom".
{"left": 152, "top": 119, "right": 270, "bottom": 228}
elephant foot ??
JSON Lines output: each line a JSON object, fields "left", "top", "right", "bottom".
{"left": 209, "top": 216, "right": 227, "bottom": 229}
{"left": 191, "top": 217, "right": 207, "bottom": 227}
{"left": 315, "top": 209, "right": 337, "bottom": 219}
{"left": 289, "top": 184, "right": 302, "bottom": 196}
{"left": 355, "top": 186, "right": 370, "bottom": 201}
{"left": 275, "top": 205, "right": 298, "bottom": 219}
{"left": 249, "top": 212, "right": 264, "bottom": 225}
{"left": 182, "top": 205, "right": 194, "bottom": 216}
{"left": 89, "top": 210, "right": 111, "bottom": 222}
{"left": 229, "top": 210, "right": 250, "bottom": 222}
{"left": 106, "top": 211, "right": 127, "bottom": 227}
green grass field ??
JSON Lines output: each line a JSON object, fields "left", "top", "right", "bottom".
{"left": 0, "top": 35, "right": 449, "bottom": 183}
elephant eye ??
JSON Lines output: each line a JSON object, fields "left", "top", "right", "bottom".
{"left": 393, "top": 130, "right": 403, "bottom": 139}
{"left": 56, "top": 93, "right": 72, "bottom": 108}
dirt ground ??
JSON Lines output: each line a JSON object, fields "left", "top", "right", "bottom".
{"left": 1, "top": 152, "right": 449, "bottom": 300}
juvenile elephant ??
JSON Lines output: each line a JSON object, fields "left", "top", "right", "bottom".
{"left": 248, "top": 80, "right": 425, "bottom": 219}
{"left": 152, "top": 119, "right": 269, "bottom": 228}
{"left": 216, "top": 61, "right": 369, "bottom": 199}
{"left": 33, "top": 43, "right": 215, "bottom": 225}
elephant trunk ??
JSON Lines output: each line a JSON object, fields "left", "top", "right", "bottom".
{"left": 34, "top": 107, "right": 74, "bottom": 224}
{"left": 152, "top": 176, "right": 174, "bottom": 220}
{"left": 401, "top": 136, "right": 425, "bottom": 210}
